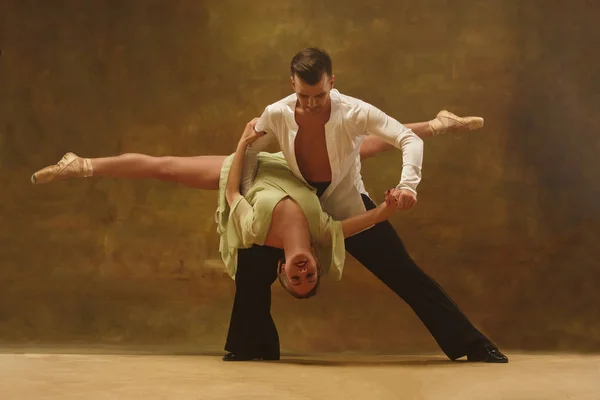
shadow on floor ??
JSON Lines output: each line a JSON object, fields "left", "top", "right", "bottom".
{"left": 269, "top": 358, "right": 463, "bottom": 367}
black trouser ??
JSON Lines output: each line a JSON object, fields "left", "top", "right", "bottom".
{"left": 225, "top": 195, "right": 488, "bottom": 360}
{"left": 224, "top": 245, "right": 284, "bottom": 358}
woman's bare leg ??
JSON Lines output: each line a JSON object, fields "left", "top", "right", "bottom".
{"left": 92, "top": 154, "right": 226, "bottom": 189}
{"left": 407, "top": 121, "right": 434, "bottom": 138}
{"left": 31, "top": 152, "right": 227, "bottom": 190}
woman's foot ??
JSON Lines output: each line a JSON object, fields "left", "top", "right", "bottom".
{"left": 429, "top": 110, "right": 484, "bottom": 136}
{"left": 31, "top": 152, "right": 93, "bottom": 184}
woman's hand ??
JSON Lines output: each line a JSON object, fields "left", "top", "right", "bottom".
{"left": 378, "top": 188, "right": 399, "bottom": 220}
{"left": 238, "top": 118, "right": 265, "bottom": 147}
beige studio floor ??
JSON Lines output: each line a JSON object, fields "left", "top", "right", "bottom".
{"left": 1, "top": 351, "right": 598, "bottom": 400}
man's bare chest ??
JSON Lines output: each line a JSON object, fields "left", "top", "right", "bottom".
{"left": 294, "top": 120, "right": 331, "bottom": 182}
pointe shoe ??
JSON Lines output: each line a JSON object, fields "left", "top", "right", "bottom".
{"left": 30, "top": 152, "right": 93, "bottom": 184}
{"left": 429, "top": 110, "right": 484, "bottom": 136}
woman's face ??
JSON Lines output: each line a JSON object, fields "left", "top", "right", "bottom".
{"left": 280, "top": 253, "right": 319, "bottom": 298}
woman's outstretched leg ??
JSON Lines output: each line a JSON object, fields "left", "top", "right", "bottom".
{"left": 31, "top": 152, "right": 226, "bottom": 190}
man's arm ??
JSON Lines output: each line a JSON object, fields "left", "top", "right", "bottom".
{"left": 360, "top": 110, "right": 485, "bottom": 160}
{"left": 363, "top": 103, "right": 424, "bottom": 209}
{"left": 360, "top": 121, "right": 432, "bottom": 161}
{"left": 359, "top": 135, "right": 395, "bottom": 161}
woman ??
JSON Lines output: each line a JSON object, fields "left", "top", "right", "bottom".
{"left": 219, "top": 119, "right": 400, "bottom": 298}
{"left": 30, "top": 111, "right": 482, "bottom": 297}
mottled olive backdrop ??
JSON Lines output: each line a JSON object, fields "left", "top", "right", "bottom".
{"left": 1, "top": 0, "right": 599, "bottom": 355}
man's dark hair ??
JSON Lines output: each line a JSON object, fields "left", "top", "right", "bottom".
{"left": 290, "top": 47, "right": 332, "bottom": 85}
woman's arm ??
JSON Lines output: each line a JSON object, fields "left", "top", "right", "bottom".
{"left": 225, "top": 119, "right": 261, "bottom": 206}
{"left": 340, "top": 193, "right": 397, "bottom": 238}
{"left": 225, "top": 142, "right": 247, "bottom": 206}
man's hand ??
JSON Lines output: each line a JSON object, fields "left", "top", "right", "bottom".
{"left": 386, "top": 188, "right": 417, "bottom": 210}
{"left": 239, "top": 118, "right": 265, "bottom": 147}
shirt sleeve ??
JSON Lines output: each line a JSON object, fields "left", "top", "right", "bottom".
{"left": 228, "top": 195, "right": 258, "bottom": 247}
{"left": 241, "top": 105, "right": 278, "bottom": 195}
{"left": 363, "top": 102, "right": 424, "bottom": 195}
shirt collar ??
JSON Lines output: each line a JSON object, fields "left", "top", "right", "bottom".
{"left": 283, "top": 89, "right": 341, "bottom": 129}
{"left": 327, "top": 89, "right": 341, "bottom": 129}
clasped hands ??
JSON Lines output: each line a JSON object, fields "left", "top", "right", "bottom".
{"left": 384, "top": 188, "right": 417, "bottom": 210}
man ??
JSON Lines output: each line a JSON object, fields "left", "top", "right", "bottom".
{"left": 223, "top": 47, "right": 507, "bottom": 363}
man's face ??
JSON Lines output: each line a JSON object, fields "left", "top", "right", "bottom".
{"left": 291, "top": 73, "right": 335, "bottom": 113}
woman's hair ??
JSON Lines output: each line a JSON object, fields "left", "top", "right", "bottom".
{"left": 277, "top": 257, "right": 322, "bottom": 299}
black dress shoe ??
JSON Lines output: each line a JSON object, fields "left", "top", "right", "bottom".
{"left": 467, "top": 344, "right": 509, "bottom": 363}
{"left": 222, "top": 352, "right": 280, "bottom": 362}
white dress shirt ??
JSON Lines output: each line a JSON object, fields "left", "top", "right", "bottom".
{"left": 243, "top": 89, "right": 423, "bottom": 221}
